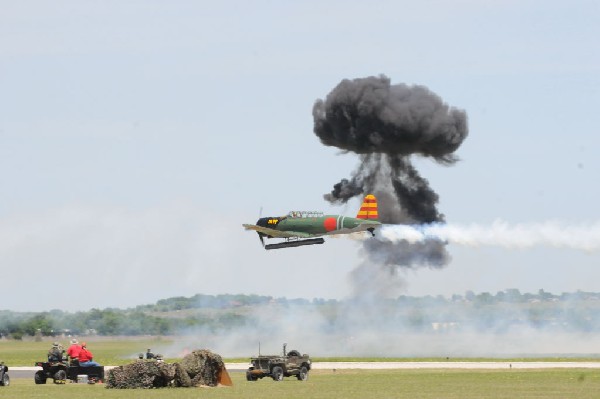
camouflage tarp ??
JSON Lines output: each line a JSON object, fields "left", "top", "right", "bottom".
{"left": 172, "top": 362, "right": 192, "bottom": 387}
{"left": 106, "top": 361, "right": 176, "bottom": 389}
{"left": 106, "top": 349, "right": 227, "bottom": 389}
{"left": 179, "top": 349, "right": 226, "bottom": 387}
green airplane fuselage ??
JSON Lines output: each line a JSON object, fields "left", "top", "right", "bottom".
{"left": 257, "top": 213, "right": 380, "bottom": 237}
{"left": 244, "top": 194, "right": 380, "bottom": 249}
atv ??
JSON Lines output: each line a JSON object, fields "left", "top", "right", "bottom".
{"left": 34, "top": 360, "right": 105, "bottom": 384}
{"left": 246, "top": 343, "right": 311, "bottom": 382}
{"left": 34, "top": 361, "right": 69, "bottom": 384}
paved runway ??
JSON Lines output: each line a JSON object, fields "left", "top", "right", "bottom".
{"left": 311, "top": 361, "right": 600, "bottom": 370}
{"left": 9, "top": 361, "right": 600, "bottom": 379}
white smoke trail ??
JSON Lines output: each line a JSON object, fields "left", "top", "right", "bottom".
{"left": 377, "top": 220, "right": 600, "bottom": 251}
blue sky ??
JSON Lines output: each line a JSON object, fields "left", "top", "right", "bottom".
{"left": 1, "top": 1, "right": 599, "bottom": 311}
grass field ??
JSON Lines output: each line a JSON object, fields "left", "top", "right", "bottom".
{"left": 3, "top": 338, "right": 600, "bottom": 366}
{"left": 3, "top": 369, "right": 600, "bottom": 399}
{"left": 0, "top": 337, "right": 177, "bottom": 366}
{"left": 3, "top": 338, "right": 600, "bottom": 398}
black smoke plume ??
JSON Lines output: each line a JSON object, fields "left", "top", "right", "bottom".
{"left": 313, "top": 75, "right": 468, "bottom": 269}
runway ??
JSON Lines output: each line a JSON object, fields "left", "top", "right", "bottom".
{"left": 310, "top": 361, "right": 600, "bottom": 370}
{"left": 9, "top": 361, "right": 600, "bottom": 379}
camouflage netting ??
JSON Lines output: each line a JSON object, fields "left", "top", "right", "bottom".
{"left": 179, "top": 349, "right": 225, "bottom": 387}
{"left": 106, "top": 361, "right": 177, "bottom": 389}
{"left": 106, "top": 349, "right": 226, "bottom": 389}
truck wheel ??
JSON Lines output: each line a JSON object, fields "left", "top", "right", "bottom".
{"left": 34, "top": 370, "right": 47, "bottom": 384}
{"left": 297, "top": 366, "right": 308, "bottom": 381}
{"left": 0, "top": 373, "right": 9, "bottom": 386}
{"left": 246, "top": 372, "right": 257, "bottom": 381}
{"left": 271, "top": 366, "right": 283, "bottom": 381}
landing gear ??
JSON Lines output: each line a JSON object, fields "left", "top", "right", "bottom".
{"left": 258, "top": 233, "right": 265, "bottom": 247}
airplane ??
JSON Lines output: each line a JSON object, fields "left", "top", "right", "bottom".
{"left": 243, "top": 194, "right": 381, "bottom": 250}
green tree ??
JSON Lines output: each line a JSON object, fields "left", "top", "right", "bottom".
{"left": 22, "top": 314, "right": 54, "bottom": 336}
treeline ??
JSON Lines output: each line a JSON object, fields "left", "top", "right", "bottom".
{"left": 0, "top": 294, "right": 304, "bottom": 339}
{"left": 0, "top": 310, "right": 170, "bottom": 339}
{"left": 136, "top": 294, "right": 277, "bottom": 312}
{"left": 2, "top": 290, "right": 600, "bottom": 339}
{"left": 0, "top": 307, "right": 250, "bottom": 340}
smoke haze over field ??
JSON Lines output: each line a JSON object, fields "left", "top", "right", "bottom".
{"left": 180, "top": 329, "right": 600, "bottom": 358}
{"left": 157, "top": 296, "right": 600, "bottom": 358}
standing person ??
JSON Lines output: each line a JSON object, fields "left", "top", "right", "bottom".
{"left": 78, "top": 342, "right": 101, "bottom": 367}
{"left": 67, "top": 339, "right": 82, "bottom": 365}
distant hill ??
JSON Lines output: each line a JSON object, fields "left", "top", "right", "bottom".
{"left": 2, "top": 289, "right": 600, "bottom": 339}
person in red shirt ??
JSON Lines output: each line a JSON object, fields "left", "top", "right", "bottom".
{"left": 66, "top": 339, "right": 82, "bottom": 365}
{"left": 78, "top": 342, "right": 101, "bottom": 367}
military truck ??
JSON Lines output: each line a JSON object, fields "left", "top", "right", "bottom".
{"left": 246, "top": 343, "right": 311, "bottom": 382}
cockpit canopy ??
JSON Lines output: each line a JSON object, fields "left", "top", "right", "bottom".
{"left": 287, "top": 211, "right": 324, "bottom": 218}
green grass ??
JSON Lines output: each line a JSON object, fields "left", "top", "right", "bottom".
{"left": 4, "top": 369, "right": 600, "bottom": 399}
{"left": 3, "top": 338, "right": 600, "bottom": 366}
{"left": 0, "top": 338, "right": 176, "bottom": 366}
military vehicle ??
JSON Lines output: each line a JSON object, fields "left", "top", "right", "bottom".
{"left": 0, "top": 361, "right": 9, "bottom": 386}
{"left": 246, "top": 344, "right": 311, "bottom": 382}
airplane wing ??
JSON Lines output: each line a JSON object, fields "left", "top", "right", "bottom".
{"left": 242, "top": 224, "right": 312, "bottom": 239}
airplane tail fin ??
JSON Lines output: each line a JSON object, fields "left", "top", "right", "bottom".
{"left": 356, "top": 194, "right": 378, "bottom": 220}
